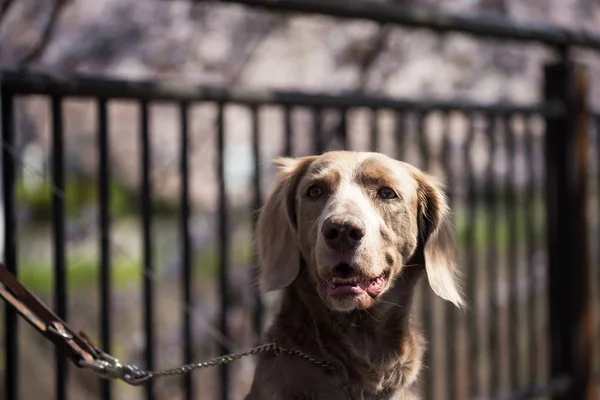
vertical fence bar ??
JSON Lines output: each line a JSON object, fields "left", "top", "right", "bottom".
{"left": 538, "top": 110, "right": 551, "bottom": 389}
{"left": 339, "top": 108, "right": 348, "bottom": 150}
{"left": 417, "top": 111, "right": 428, "bottom": 165}
{"left": 441, "top": 111, "right": 457, "bottom": 400}
{"left": 394, "top": 110, "right": 404, "bottom": 160}
{"left": 370, "top": 108, "right": 379, "bottom": 152}
{"left": 51, "top": 96, "right": 68, "bottom": 400}
{"left": 140, "top": 100, "right": 155, "bottom": 400}
{"left": 523, "top": 114, "right": 538, "bottom": 387}
{"left": 251, "top": 105, "right": 264, "bottom": 336}
{"left": 217, "top": 102, "right": 230, "bottom": 400}
{"left": 313, "top": 107, "right": 323, "bottom": 154}
{"left": 544, "top": 61, "right": 593, "bottom": 400}
{"left": 284, "top": 106, "right": 293, "bottom": 157}
{"left": 417, "top": 112, "right": 434, "bottom": 400}
{"left": 464, "top": 113, "right": 479, "bottom": 398}
{"left": 485, "top": 113, "right": 500, "bottom": 397}
{"left": 179, "top": 102, "right": 193, "bottom": 400}
{"left": 504, "top": 114, "right": 520, "bottom": 391}
{"left": 1, "top": 88, "right": 17, "bottom": 400}
{"left": 596, "top": 115, "right": 600, "bottom": 377}
{"left": 97, "top": 98, "right": 112, "bottom": 400}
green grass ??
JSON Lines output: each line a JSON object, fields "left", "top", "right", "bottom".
{"left": 17, "top": 257, "right": 142, "bottom": 294}
{"left": 16, "top": 175, "right": 179, "bottom": 222}
{"left": 452, "top": 196, "right": 546, "bottom": 249}
{"left": 16, "top": 240, "right": 255, "bottom": 295}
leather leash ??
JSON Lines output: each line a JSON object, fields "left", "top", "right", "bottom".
{"left": 0, "top": 262, "right": 100, "bottom": 363}
{"left": 0, "top": 262, "right": 149, "bottom": 384}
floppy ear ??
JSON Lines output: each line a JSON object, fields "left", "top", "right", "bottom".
{"left": 256, "top": 156, "right": 317, "bottom": 292}
{"left": 415, "top": 173, "right": 464, "bottom": 308}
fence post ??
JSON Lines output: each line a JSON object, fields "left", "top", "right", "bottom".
{"left": 1, "top": 83, "right": 18, "bottom": 400}
{"left": 544, "top": 59, "right": 594, "bottom": 399}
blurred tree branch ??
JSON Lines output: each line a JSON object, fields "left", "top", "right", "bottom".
{"left": 0, "top": 0, "right": 15, "bottom": 25}
{"left": 319, "top": 24, "right": 394, "bottom": 148}
{"left": 229, "top": 15, "right": 288, "bottom": 84}
{"left": 319, "top": 0, "right": 423, "bottom": 148}
{"left": 479, "top": 0, "right": 508, "bottom": 13}
{"left": 17, "top": 0, "right": 69, "bottom": 66}
{"left": 358, "top": 25, "right": 393, "bottom": 91}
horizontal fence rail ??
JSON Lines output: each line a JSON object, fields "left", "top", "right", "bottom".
{"left": 0, "top": 71, "right": 564, "bottom": 116}
{"left": 201, "top": 0, "right": 600, "bottom": 50}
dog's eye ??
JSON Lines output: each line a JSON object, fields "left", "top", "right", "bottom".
{"left": 378, "top": 187, "right": 397, "bottom": 199}
{"left": 307, "top": 185, "right": 322, "bottom": 198}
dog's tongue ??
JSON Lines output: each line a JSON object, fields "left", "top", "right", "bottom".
{"left": 331, "top": 275, "right": 386, "bottom": 296}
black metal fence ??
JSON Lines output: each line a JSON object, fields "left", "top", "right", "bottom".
{"left": 1, "top": 1, "right": 600, "bottom": 400}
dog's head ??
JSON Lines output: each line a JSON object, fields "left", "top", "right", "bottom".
{"left": 257, "top": 151, "right": 463, "bottom": 312}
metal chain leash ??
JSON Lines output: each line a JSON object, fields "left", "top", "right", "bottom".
{"left": 271, "top": 343, "right": 336, "bottom": 371}
{"left": 80, "top": 341, "right": 336, "bottom": 386}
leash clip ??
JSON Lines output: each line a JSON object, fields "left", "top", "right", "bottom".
{"left": 79, "top": 351, "right": 151, "bottom": 386}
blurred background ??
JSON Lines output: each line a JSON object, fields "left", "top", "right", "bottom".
{"left": 0, "top": 0, "right": 599, "bottom": 399}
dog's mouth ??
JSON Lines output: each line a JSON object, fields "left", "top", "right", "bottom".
{"left": 326, "top": 268, "right": 389, "bottom": 298}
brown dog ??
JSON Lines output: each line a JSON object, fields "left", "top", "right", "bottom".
{"left": 245, "top": 151, "right": 464, "bottom": 400}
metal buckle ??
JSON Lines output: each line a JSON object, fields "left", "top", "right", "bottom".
{"left": 46, "top": 322, "right": 73, "bottom": 340}
{"left": 79, "top": 351, "right": 152, "bottom": 386}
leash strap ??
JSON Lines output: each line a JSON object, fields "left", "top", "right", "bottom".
{"left": 0, "top": 262, "right": 100, "bottom": 363}
{"left": 0, "top": 262, "right": 149, "bottom": 384}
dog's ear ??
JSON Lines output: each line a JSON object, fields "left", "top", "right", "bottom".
{"left": 415, "top": 172, "right": 464, "bottom": 308}
{"left": 256, "top": 156, "right": 317, "bottom": 292}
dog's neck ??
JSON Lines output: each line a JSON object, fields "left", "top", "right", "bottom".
{"left": 267, "top": 255, "right": 426, "bottom": 393}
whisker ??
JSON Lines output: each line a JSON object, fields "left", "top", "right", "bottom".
{"left": 363, "top": 308, "right": 381, "bottom": 323}
{"left": 402, "top": 263, "right": 420, "bottom": 268}
{"left": 378, "top": 300, "right": 403, "bottom": 309}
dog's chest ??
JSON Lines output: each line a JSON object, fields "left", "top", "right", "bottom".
{"left": 337, "top": 382, "right": 414, "bottom": 400}
{"left": 340, "top": 331, "right": 421, "bottom": 395}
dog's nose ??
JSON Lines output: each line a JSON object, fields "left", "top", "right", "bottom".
{"left": 322, "top": 217, "right": 366, "bottom": 250}
{"left": 333, "top": 262, "right": 355, "bottom": 278}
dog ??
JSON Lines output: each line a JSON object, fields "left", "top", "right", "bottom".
{"left": 245, "top": 151, "right": 464, "bottom": 400}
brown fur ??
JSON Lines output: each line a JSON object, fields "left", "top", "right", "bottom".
{"left": 246, "top": 151, "right": 464, "bottom": 400}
